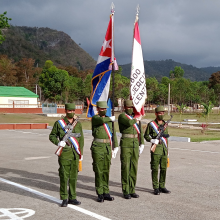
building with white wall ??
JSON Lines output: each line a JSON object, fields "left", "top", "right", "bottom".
{"left": 0, "top": 86, "right": 38, "bottom": 108}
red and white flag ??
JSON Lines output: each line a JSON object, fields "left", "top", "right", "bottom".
{"left": 130, "top": 14, "right": 147, "bottom": 117}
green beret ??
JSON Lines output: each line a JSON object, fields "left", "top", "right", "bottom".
{"left": 124, "top": 100, "right": 133, "bottom": 107}
{"left": 96, "top": 101, "right": 108, "bottom": 108}
{"left": 155, "top": 106, "right": 165, "bottom": 113}
{"left": 65, "top": 103, "right": 75, "bottom": 110}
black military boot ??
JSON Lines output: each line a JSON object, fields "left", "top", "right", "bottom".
{"left": 61, "top": 199, "right": 68, "bottom": 207}
{"left": 130, "top": 193, "right": 139, "bottom": 198}
{"left": 154, "top": 189, "right": 160, "bottom": 195}
{"left": 159, "top": 188, "right": 171, "bottom": 194}
{"left": 97, "top": 194, "right": 104, "bottom": 203}
{"left": 124, "top": 194, "right": 131, "bottom": 199}
{"left": 103, "top": 193, "right": 114, "bottom": 201}
{"left": 68, "top": 199, "right": 81, "bottom": 205}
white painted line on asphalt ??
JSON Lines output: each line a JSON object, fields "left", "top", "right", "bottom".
{"left": 0, "top": 208, "right": 35, "bottom": 219}
{"left": 7, "top": 130, "right": 47, "bottom": 136}
{"left": 0, "top": 177, "right": 111, "bottom": 220}
{"left": 25, "top": 156, "right": 51, "bottom": 160}
{"left": 170, "top": 147, "right": 220, "bottom": 154}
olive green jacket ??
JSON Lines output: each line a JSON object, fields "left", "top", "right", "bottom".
{"left": 49, "top": 116, "right": 84, "bottom": 155}
{"left": 118, "top": 112, "right": 144, "bottom": 147}
{"left": 144, "top": 119, "right": 168, "bottom": 155}
{"left": 92, "top": 115, "right": 118, "bottom": 148}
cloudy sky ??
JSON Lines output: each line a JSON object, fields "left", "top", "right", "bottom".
{"left": 1, "top": 0, "right": 220, "bottom": 68}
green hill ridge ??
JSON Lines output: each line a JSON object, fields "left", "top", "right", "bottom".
{"left": 121, "top": 59, "right": 220, "bottom": 81}
{"left": 0, "top": 26, "right": 96, "bottom": 70}
{"left": 1, "top": 26, "right": 219, "bottom": 81}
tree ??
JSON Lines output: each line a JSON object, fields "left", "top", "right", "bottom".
{"left": 209, "top": 71, "right": 220, "bottom": 105}
{"left": 169, "top": 66, "right": 184, "bottom": 79}
{"left": 209, "top": 71, "right": 220, "bottom": 88}
{"left": 146, "top": 77, "right": 159, "bottom": 104}
{"left": 82, "top": 73, "right": 92, "bottom": 99}
{"left": 39, "top": 60, "right": 70, "bottom": 103}
{"left": 0, "top": 11, "right": 11, "bottom": 44}
{"left": 0, "top": 55, "right": 17, "bottom": 86}
{"left": 176, "top": 103, "right": 187, "bottom": 123}
{"left": 16, "top": 58, "right": 41, "bottom": 90}
{"left": 201, "top": 101, "right": 214, "bottom": 122}
{"left": 68, "top": 76, "right": 83, "bottom": 102}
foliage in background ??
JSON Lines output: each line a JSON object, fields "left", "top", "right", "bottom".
{"left": 0, "top": 12, "right": 11, "bottom": 44}
{"left": 170, "top": 66, "right": 184, "bottom": 79}
{"left": 176, "top": 103, "right": 187, "bottom": 123}
{"left": 0, "top": 55, "right": 41, "bottom": 90}
{"left": 38, "top": 61, "right": 70, "bottom": 103}
{"left": 201, "top": 101, "right": 214, "bottom": 122}
{"left": 0, "top": 26, "right": 96, "bottom": 69}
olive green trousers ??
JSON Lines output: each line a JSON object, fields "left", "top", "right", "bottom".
{"left": 150, "top": 153, "right": 167, "bottom": 189}
{"left": 58, "top": 151, "right": 79, "bottom": 200}
{"left": 120, "top": 146, "right": 139, "bottom": 195}
{"left": 91, "top": 143, "right": 112, "bottom": 195}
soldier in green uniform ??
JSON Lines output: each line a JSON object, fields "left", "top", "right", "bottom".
{"left": 91, "top": 101, "right": 118, "bottom": 202}
{"left": 118, "top": 100, "right": 145, "bottom": 199}
{"left": 144, "top": 106, "right": 171, "bottom": 195}
{"left": 49, "top": 103, "right": 84, "bottom": 207}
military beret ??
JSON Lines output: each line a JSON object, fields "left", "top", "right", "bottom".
{"left": 65, "top": 103, "right": 75, "bottom": 110}
{"left": 155, "top": 106, "right": 165, "bottom": 113}
{"left": 124, "top": 100, "right": 133, "bottom": 107}
{"left": 96, "top": 101, "right": 108, "bottom": 108}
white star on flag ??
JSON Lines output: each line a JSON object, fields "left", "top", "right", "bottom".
{"left": 102, "top": 39, "right": 111, "bottom": 53}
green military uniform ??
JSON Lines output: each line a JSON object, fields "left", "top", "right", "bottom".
{"left": 144, "top": 119, "right": 168, "bottom": 189}
{"left": 49, "top": 106, "right": 84, "bottom": 201}
{"left": 118, "top": 103, "right": 144, "bottom": 196}
{"left": 91, "top": 103, "right": 118, "bottom": 196}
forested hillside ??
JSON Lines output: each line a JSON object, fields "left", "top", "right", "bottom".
{"left": 0, "top": 26, "right": 96, "bottom": 69}
{"left": 121, "top": 59, "right": 220, "bottom": 82}
{"left": 1, "top": 26, "right": 220, "bottom": 82}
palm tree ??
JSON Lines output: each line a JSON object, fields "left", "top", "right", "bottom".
{"left": 201, "top": 101, "right": 214, "bottom": 122}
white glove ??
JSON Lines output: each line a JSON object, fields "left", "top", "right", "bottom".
{"left": 80, "top": 155, "right": 83, "bottom": 161}
{"left": 150, "top": 139, "right": 159, "bottom": 145}
{"left": 109, "top": 116, "right": 115, "bottom": 122}
{"left": 139, "top": 144, "right": 144, "bottom": 155}
{"left": 112, "top": 147, "right": 119, "bottom": 159}
{"left": 136, "top": 117, "right": 141, "bottom": 122}
{"left": 58, "top": 141, "right": 66, "bottom": 147}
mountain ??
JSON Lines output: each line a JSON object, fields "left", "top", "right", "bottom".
{"left": 0, "top": 26, "right": 96, "bottom": 70}
{"left": 121, "top": 59, "right": 220, "bottom": 81}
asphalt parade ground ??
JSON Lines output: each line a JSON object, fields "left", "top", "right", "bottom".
{"left": 0, "top": 129, "right": 219, "bottom": 220}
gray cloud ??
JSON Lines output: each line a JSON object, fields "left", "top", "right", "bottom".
{"left": 1, "top": 0, "right": 220, "bottom": 67}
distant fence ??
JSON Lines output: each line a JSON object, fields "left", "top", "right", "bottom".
{"left": 0, "top": 104, "right": 83, "bottom": 114}
{"left": 42, "top": 103, "right": 57, "bottom": 114}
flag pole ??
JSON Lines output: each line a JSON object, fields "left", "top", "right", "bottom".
{"left": 135, "top": 5, "right": 142, "bottom": 146}
{"left": 111, "top": 2, "right": 115, "bottom": 149}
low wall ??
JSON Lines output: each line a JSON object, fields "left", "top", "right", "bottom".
{"left": 0, "top": 123, "right": 49, "bottom": 130}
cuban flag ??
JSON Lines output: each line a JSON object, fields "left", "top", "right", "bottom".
{"left": 130, "top": 13, "right": 147, "bottom": 118}
{"left": 86, "top": 11, "right": 117, "bottom": 118}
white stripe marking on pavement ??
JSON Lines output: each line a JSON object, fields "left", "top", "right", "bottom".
{"left": 170, "top": 147, "right": 220, "bottom": 154}
{"left": 0, "top": 177, "right": 111, "bottom": 220}
{"left": 7, "top": 130, "right": 47, "bottom": 135}
{"left": 25, "top": 156, "right": 51, "bottom": 160}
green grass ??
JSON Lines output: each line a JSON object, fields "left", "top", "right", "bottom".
{"left": 0, "top": 112, "right": 219, "bottom": 142}
{"left": 143, "top": 112, "right": 220, "bottom": 124}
